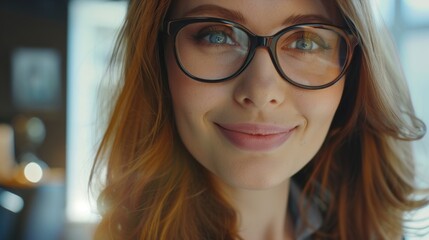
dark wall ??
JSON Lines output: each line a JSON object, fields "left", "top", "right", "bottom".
{"left": 0, "top": 0, "right": 68, "bottom": 168}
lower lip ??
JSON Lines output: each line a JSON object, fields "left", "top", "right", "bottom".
{"left": 216, "top": 125, "right": 295, "bottom": 152}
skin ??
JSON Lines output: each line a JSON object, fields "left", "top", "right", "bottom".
{"left": 165, "top": 0, "right": 344, "bottom": 239}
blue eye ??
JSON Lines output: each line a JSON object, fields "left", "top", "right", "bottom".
{"left": 202, "top": 31, "right": 236, "bottom": 45}
{"left": 208, "top": 32, "right": 227, "bottom": 44}
{"left": 194, "top": 25, "right": 237, "bottom": 46}
{"left": 294, "top": 38, "right": 319, "bottom": 51}
{"left": 282, "top": 31, "right": 331, "bottom": 54}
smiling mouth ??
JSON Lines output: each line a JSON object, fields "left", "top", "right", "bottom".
{"left": 215, "top": 123, "right": 297, "bottom": 152}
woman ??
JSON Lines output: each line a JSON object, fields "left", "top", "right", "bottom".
{"left": 90, "top": 0, "right": 428, "bottom": 239}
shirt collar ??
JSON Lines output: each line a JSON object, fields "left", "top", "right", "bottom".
{"left": 288, "top": 180, "right": 323, "bottom": 240}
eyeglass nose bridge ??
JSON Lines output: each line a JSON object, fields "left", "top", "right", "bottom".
{"left": 255, "top": 36, "right": 274, "bottom": 48}
{"left": 244, "top": 35, "right": 283, "bottom": 78}
{"left": 249, "top": 35, "right": 277, "bottom": 62}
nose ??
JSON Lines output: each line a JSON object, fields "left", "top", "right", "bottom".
{"left": 233, "top": 48, "right": 286, "bottom": 109}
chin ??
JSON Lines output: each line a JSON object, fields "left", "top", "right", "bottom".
{"left": 212, "top": 162, "right": 297, "bottom": 191}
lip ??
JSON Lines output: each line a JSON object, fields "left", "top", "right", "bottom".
{"left": 215, "top": 123, "right": 296, "bottom": 152}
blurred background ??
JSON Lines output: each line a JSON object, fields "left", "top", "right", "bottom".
{"left": 0, "top": 0, "right": 428, "bottom": 239}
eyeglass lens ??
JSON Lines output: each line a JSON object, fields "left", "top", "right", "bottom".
{"left": 175, "top": 22, "right": 348, "bottom": 87}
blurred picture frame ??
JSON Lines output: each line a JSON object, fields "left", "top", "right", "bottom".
{"left": 11, "top": 48, "right": 61, "bottom": 112}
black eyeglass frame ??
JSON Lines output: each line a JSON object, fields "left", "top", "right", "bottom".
{"left": 163, "top": 17, "right": 359, "bottom": 90}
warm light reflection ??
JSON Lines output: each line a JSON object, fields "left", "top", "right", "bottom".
{"left": 24, "top": 161, "right": 44, "bottom": 183}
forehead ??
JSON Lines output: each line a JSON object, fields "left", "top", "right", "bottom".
{"left": 169, "top": 0, "right": 341, "bottom": 31}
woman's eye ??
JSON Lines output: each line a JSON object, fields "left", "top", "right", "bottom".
{"left": 206, "top": 32, "right": 228, "bottom": 44}
{"left": 283, "top": 32, "right": 329, "bottom": 53}
{"left": 291, "top": 38, "right": 319, "bottom": 51}
{"left": 194, "top": 26, "right": 237, "bottom": 46}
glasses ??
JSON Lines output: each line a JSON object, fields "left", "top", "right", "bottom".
{"left": 163, "top": 17, "right": 358, "bottom": 90}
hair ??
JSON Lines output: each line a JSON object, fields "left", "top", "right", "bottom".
{"left": 90, "top": 0, "right": 428, "bottom": 239}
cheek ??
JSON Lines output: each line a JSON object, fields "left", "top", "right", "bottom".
{"left": 167, "top": 53, "right": 197, "bottom": 131}
{"left": 166, "top": 38, "right": 236, "bottom": 121}
{"left": 167, "top": 55, "right": 220, "bottom": 117}
{"left": 287, "top": 81, "right": 344, "bottom": 167}
{"left": 166, "top": 50, "right": 228, "bottom": 176}
{"left": 166, "top": 45, "right": 200, "bottom": 115}
{"left": 296, "top": 80, "right": 344, "bottom": 134}
{"left": 166, "top": 47, "right": 227, "bottom": 157}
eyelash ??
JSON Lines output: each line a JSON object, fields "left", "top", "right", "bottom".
{"left": 284, "top": 32, "right": 330, "bottom": 51}
{"left": 193, "top": 26, "right": 237, "bottom": 45}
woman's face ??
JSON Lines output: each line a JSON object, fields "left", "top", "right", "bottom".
{"left": 166, "top": 0, "right": 344, "bottom": 190}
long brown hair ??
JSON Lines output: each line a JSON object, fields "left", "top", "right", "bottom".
{"left": 296, "top": 1, "right": 428, "bottom": 239}
{"left": 90, "top": 0, "right": 428, "bottom": 239}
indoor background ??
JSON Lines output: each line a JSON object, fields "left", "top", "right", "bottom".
{"left": 0, "top": 0, "right": 428, "bottom": 239}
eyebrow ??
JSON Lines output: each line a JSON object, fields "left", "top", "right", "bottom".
{"left": 183, "top": 4, "right": 246, "bottom": 23}
{"left": 182, "top": 4, "right": 334, "bottom": 26}
{"left": 285, "top": 14, "right": 334, "bottom": 25}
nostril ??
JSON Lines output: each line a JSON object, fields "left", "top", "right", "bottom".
{"left": 241, "top": 97, "right": 278, "bottom": 107}
{"left": 269, "top": 99, "right": 277, "bottom": 104}
{"left": 243, "top": 98, "right": 253, "bottom": 105}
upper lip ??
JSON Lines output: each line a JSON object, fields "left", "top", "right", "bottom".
{"left": 216, "top": 123, "right": 297, "bottom": 135}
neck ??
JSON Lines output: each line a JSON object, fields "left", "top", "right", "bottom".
{"left": 219, "top": 179, "right": 293, "bottom": 240}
